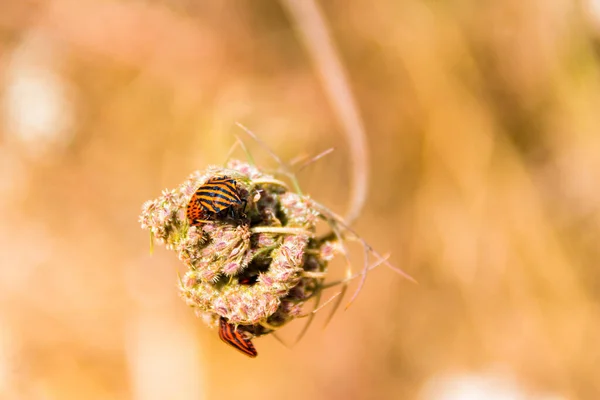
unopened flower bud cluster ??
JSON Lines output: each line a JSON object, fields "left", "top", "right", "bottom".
{"left": 139, "top": 160, "right": 338, "bottom": 337}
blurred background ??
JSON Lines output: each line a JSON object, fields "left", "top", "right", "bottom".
{"left": 1, "top": 0, "right": 600, "bottom": 399}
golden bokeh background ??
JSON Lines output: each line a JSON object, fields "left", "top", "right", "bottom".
{"left": 1, "top": 1, "right": 600, "bottom": 399}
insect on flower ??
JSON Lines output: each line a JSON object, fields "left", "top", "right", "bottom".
{"left": 140, "top": 129, "right": 416, "bottom": 362}
{"left": 218, "top": 317, "right": 257, "bottom": 358}
{"left": 187, "top": 176, "right": 244, "bottom": 226}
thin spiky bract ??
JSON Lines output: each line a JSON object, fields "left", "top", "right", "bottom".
{"left": 139, "top": 160, "right": 337, "bottom": 337}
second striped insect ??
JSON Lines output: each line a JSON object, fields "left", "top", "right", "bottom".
{"left": 218, "top": 317, "right": 257, "bottom": 357}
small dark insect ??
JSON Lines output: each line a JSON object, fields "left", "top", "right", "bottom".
{"left": 218, "top": 317, "right": 257, "bottom": 358}
{"left": 187, "top": 176, "right": 243, "bottom": 226}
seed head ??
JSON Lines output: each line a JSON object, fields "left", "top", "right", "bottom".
{"left": 139, "top": 160, "right": 340, "bottom": 335}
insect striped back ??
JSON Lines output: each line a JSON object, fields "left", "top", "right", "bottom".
{"left": 187, "top": 176, "right": 242, "bottom": 226}
{"left": 218, "top": 317, "right": 257, "bottom": 358}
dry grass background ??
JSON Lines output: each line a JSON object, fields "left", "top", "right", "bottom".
{"left": 1, "top": 1, "right": 600, "bottom": 399}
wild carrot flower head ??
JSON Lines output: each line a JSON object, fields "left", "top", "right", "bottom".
{"left": 139, "top": 160, "right": 336, "bottom": 336}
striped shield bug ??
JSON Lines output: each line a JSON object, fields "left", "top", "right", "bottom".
{"left": 186, "top": 176, "right": 244, "bottom": 226}
{"left": 218, "top": 317, "right": 257, "bottom": 358}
